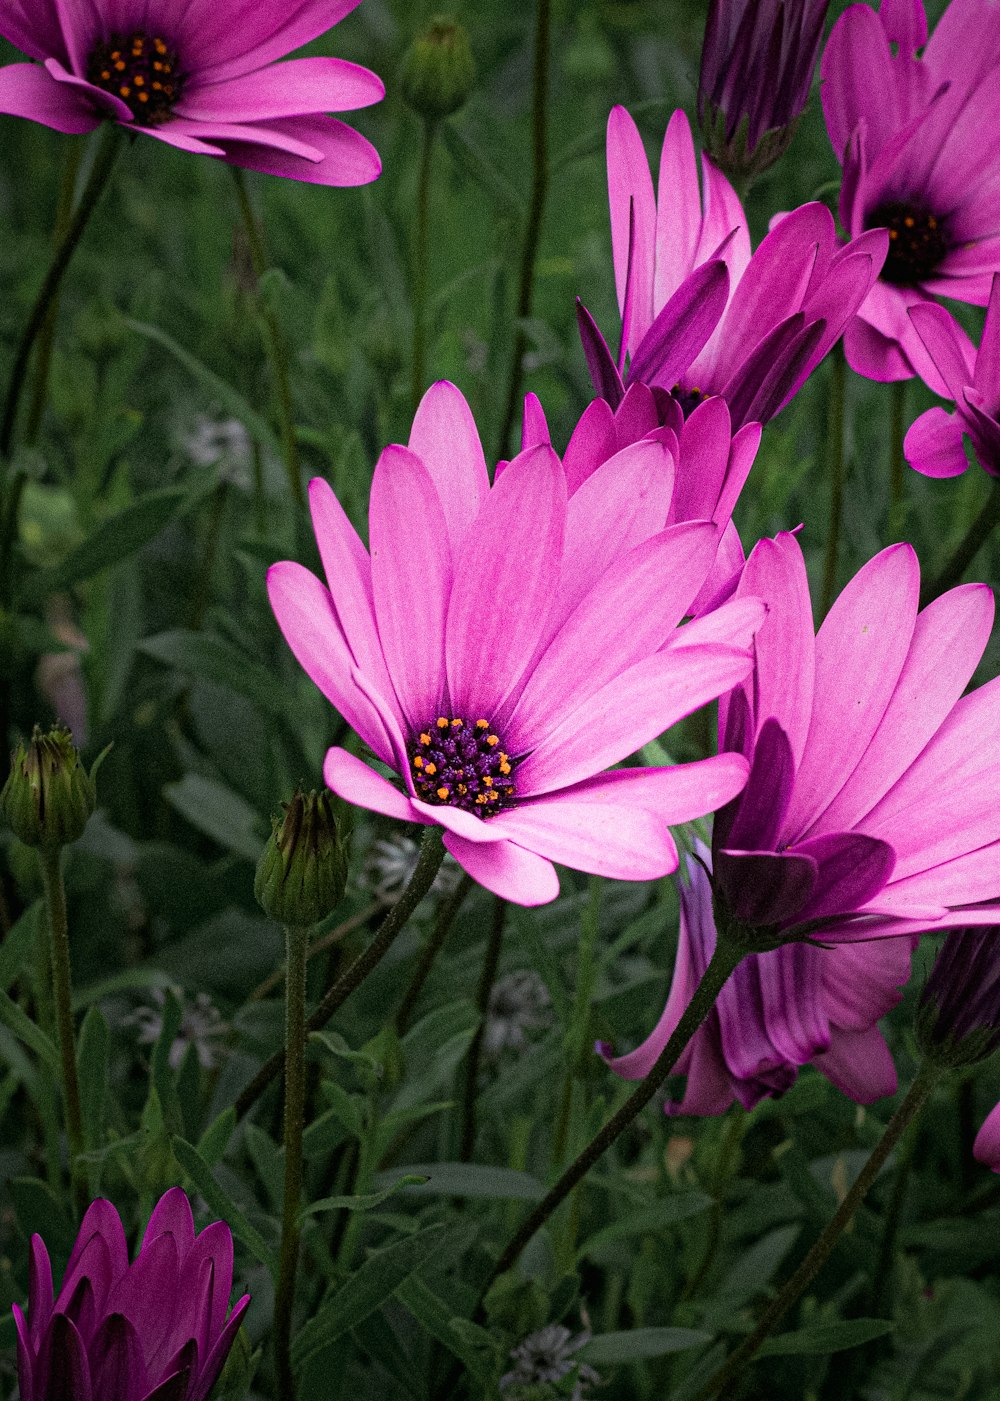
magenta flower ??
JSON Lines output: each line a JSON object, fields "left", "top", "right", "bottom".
{"left": 707, "top": 531, "right": 1000, "bottom": 945}
{"left": 13, "top": 1188, "right": 250, "bottom": 1401}
{"left": 821, "top": 0, "right": 1000, "bottom": 389}
{"left": 602, "top": 844, "right": 912, "bottom": 1112}
{"left": 975, "top": 1101, "right": 1000, "bottom": 1171}
{"left": 577, "top": 106, "right": 885, "bottom": 429}
{"left": 0, "top": 0, "right": 382, "bottom": 184}
{"left": 268, "top": 381, "right": 765, "bottom": 906}
{"left": 905, "top": 274, "right": 1000, "bottom": 478}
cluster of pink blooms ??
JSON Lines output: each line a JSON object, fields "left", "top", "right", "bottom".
{"left": 3, "top": 0, "right": 1000, "bottom": 1383}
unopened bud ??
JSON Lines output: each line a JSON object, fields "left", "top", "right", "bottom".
{"left": 255, "top": 789, "right": 348, "bottom": 928}
{"left": 1, "top": 725, "right": 98, "bottom": 849}
{"left": 916, "top": 928, "right": 1000, "bottom": 1070}
{"left": 400, "top": 18, "right": 475, "bottom": 123}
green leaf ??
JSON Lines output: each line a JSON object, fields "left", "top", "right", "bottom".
{"left": 374, "top": 1162, "right": 546, "bottom": 1202}
{"left": 9, "top": 1177, "right": 76, "bottom": 1253}
{"left": 440, "top": 124, "right": 524, "bottom": 218}
{"left": 580, "top": 1328, "right": 713, "bottom": 1366}
{"left": 151, "top": 988, "right": 183, "bottom": 1133}
{"left": 164, "top": 774, "right": 266, "bottom": 862}
{"left": 198, "top": 1107, "right": 236, "bottom": 1167}
{"left": 291, "top": 1223, "right": 447, "bottom": 1370}
{"left": 395, "top": 1275, "right": 497, "bottom": 1384}
{"left": 139, "top": 630, "right": 287, "bottom": 719}
{"left": 756, "top": 1318, "right": 896, "bottom": 1358}
{"left": 25, "top": 488, "right": 187, "bottom": 597}
{"left": 301, "top": 1176, "right": 429, "bottom": 1220}
{"left": 77, "top": 1007, "right": 109, "bottom": 1154}
{"left": 0, "top": 902, "right": 40, "bottom": 993}
{"left": 172, "top": 1135, "right": 277, "bottom": 1275}
{"left": 0, "top": 989, "right": 59, "bottom": 1071}
{"left": 576, "top": 1192, "right": 713, "bottom": 1261}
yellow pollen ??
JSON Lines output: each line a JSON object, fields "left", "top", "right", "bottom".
{"left": 451, "top": 718, "right": 464, "bottom": 728}
{"left": 487, "top": 791, "right": 498, "bottom": 802}
{"left": 155, "top": 38, "right": 168, "bottom": 53}
{"left": 904, "top": 215, "right": 915, "bottom": 227}
{"left": 889, "top": 229, "right": 898, "bottom": 239}
{"left": 476, "top": 794, "right": 488, "bottom": 805}
{"left": 475, "top": 718, "right": 489, "bottom": 729}
{"left": 500, "top": 762, "right": 511, "bottom": 776}
{"left": 483, "top": 777, "right": 494, "bottom": 787}
{"left": 134, "top": 74, "right": 144, "bottom": 85}
{"left": 152, "top": 80, "right": 162, "bottom": 88}
{"left": 101, "top": 68, "right": 111, "bottom": 79}
{"left": 138, "top": 91, "right": 148, "bottom": 100}
{"left": 115, "top": 59, "right": 126, "bottom": 70}
{"left": 436, "top": 787, "right": 450, "bottom": 801}
{"left": 929, "top": 215, "right": 938, "bottom": 228}
{"left": 119, "top": 84, "right": 131, "bottom": 95}
{"left": 436, "top": 717, "right": 449, "bottom": 729}
{"left": 111, "top": 50, "right": 121, "bottom": 59}
{"left": 486, "top": 734, "right": 499, "bottom": 747}
{"left": 413, "top": 756, "right": 423, "bottom": 768}
{"left": 457, "top": 783, "right": 468, "bottom": 795}
{"left": 419, "top": 732, "right": 431, "bottom": 745}
{"left": 424, "top": 763, "right": 437, "bottom": 776}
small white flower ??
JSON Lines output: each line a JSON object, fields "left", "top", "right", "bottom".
{"left": 126, "top": 987, "right": 228, "bottom": 1070}
{"left": 361, "top": 833, "right": 463, "bottom": 904}
{"left": 485, "top": 970, "right": 552, "bottom": 1059}
{"left": 499, "top": 1325, "right": 600, "bottom": 1399}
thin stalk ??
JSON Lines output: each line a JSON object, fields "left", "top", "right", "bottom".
{"left": 690, "top": 1063, "right": 941, "bottom": 1401}
{"left": 230, "top": 168, "right": 304, "bottom": 509}
{"left": 39, "top": 845, "right": 86, "bottom": 1215}
{"left": 189, "top": 480, "right": 229, "bottom": 630}
{"left": 274, "top": 924, "right": 308, "bottom": 1401}
{"left": 682, "top": 1107, "right": 746, "bottom": 1302}
{"left": 496, "top": 0, "right": 552, "bottom": 459}
{"left": 888, "top": 379, "right": 907, "bottom": 536}
{"left": 820, "top": 346, "right": 847, "bottom": 615}
{"left": 234, "top": 827, "right": 446, "bottom": 1121}
{"left": 32, "top": 905, "right": 63, "bottom": 1193}
{"left": 460, "top": 896, "right": 508, "bottom": 1161}
{"left": 412, "top": 118, "right": 438, "bottom": 411}
{"left": 1, "top": 125, "right": 122, "bottom": 460}
{"left": 250, "top": 901, "right": 381, "bottom": 1003}
{"left": 553, "top": 877, "right": 602, "bottom": 1168}
{"left": 396, "top": 873, "right": 473, "bottom": 1034}
{"left": 24, "top": 141, "right": 84, "bottom": 445}
{"left": 921, "top": 475, "right": 1000, "bottom": 606}
{"left": 483, "top": 934, "right": 744, "bottom": 1290}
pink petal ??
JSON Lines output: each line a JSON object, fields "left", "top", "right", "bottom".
{"left": 188, "top": 1295, "right": 250, "bottom": 1401}
{"left": 974, "top": 1100, "right": 1000, "bottom": 1171}
{"left": 324, "top": 747, "right": 424, "bottom": 825}
{"left": 629, "top": 259, "right": 730, "bottom": 391}
{"left": 28, "top": 1235, "right": 54, "bottom": 1345}
{"left": 408, "top": 382, "right": 490, "bottom": 560}
{"left": 409, "top": 800, "right": 506, "bottom": 845}
{"left": 821, "top": 3, "right": 899, "bottom": 162}
{"left": 0, "top": 0, "right": 69, "bottom": 63}
{"left": 822, "top": 936, "right": 914, "bottom": 1030}
{"left": 212, "top": 114, "right": 381, "bottom": 186}
{"left": 877, "top": 840, "right": 1000, "bottom": 908}
{"left": 607, "top": 105, "right": 656, "bottom": 345}
{"left": 180, "top": 56, "right": 383, "bottom": 121}
{"left": 521, "top": 392, "right": 551, "bottom": 452}
{"left": 185, "top": 0, "right": 364, "bottom": 85}
{"left": 0, "top": 61, "right": 101, "bottom": 132}
{"left": 487, "top": 790, "right": 679, "bottom": 881}
{"left": 714, "top": 848, "right": 819, "bottom": 925}
{"left": 814, "top": 1024, "right": 897, "bottom": 1102}
{"left": 38, "top": 1314, "right": 92, "bottom": 1401}
{"left": 904, "top": 406, "right": 969, "bottom": 477}
{"left": 561, "top": 398, "right": 616, "bottom": 494}
{"left": 90, "top": 1314, "right": 149, "bottom": 1401}
{"left": 442, "top": 832, "right": 559, "bottom": 906}
{"left": 975, "top": 273, "right": 1000, "bottom": 397}
{"left": 554, "top": 753, "right": 751, "bottom": 825}
{"left": 755, "top": 942, "right": 831, "bottom": 1066}
{"left": 141, "top": 1189, "right": 195, "bottom": 1260}
{"left": 106, "top": 1235, "right": 179, "bottom": 1367}
{"left": 669, "top": 396, "right": 733, "bottom": 523}
{"left": 790, "top": 832, "right": 896, "bottom": 922}
{"left": 653, "top": 108, "right": 702, "bottom": 309}
{"left": 908, "top": 301, "right": 976, "bottom": 400}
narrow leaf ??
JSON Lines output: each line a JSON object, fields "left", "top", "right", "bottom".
{"left": 756, "top": 1318, "right": 895, "bottom": 1357}
{"left": 301, "top": 1177, "right": 429, "bottom": 1220}
{"left": 0, "top": 990, "right": 59, "bottom": 1071}
{"left": 579, "top": 1328, "right": 713, "bottom": 1365}
{"left": 139, "top": 630, "right": 287, "bottom": 718}
{"left": 172, "top": 1135, "right": 277, "bottom": 1275}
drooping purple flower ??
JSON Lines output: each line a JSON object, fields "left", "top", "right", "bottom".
{"left": 698, "top": 0, "right": 831, "bottom": 182}
{"left": 905, "top": 274, "right": 1000, "bottom": 478}
{"left": 602, "top": 844, "right": 912, "bottom": 1112}
{"left": 0, "top": 0, "right": 383, "bottom": 185}
{"left": 268, "top": 381, "right": 765, "bottom": 907}
{"left": 577, "top": 106, "right": 885, "bottom": 429}
{"left": 13, "top": 1189, "right": 250, "bottom": 1401}
{"left": 821, "top": 0, "right": 1000, "bottom": 390}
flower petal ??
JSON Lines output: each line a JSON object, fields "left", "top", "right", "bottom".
{"left": 628, "top": 259, "right": 730, "bottom": 390}
{"left": 814, "top": 1024, "right": 897, "bottom": 1101}
{"left": 324, "top": 747, "right": 424, "bottom": 825}
{"left": 185, "top": 0, "right": 364, "bottom": 84}
{"left": 790, "top": 832, "right": 896, "bottom": 922}
{"left": 974, "top": 1100, "right": 1000, "bottom": 1171}
{"left": 408, "top": 381, "right": 490, "bottom": 560}
{"left": 607, "top": 105, "right": 656, "bottom": 344}
{"left": 713, "top": 848, "right": 819, "bottom": 925}
{"left": 38, "top": 1315, "right": 92, "bottom": 1401}
{"left": 141, "top": 1188, "right": 195, "bottom": 1260}
{"left": 180, "top": 56, "right": 383, "bottom": 121}
{"left": 212, "top": 114, "right": 381, "bottom": 186}
{"left": 904, "top": 406, "right": 969, "bottom": 477}
{"left": 487, "top": 789, "right": 678, "bottom": 881}
{"left": 0, "top": 61, "right": 101, "bottom": 133}
{"left": 442, "top": 831, "right": 559, "bottom": 906}
{"left": 90, "top": 1314, "right": 149, "bottom": 1401}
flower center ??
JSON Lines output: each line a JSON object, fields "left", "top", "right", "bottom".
{"left": 409, "top": 717, "right": 517, "bottom": 815}
{"left": 671, "top": 383, "right": 708, "bottom": 419}
{"left": 869, "top": 202, "right": 949, "bottom": 286}
{"left": 86, "top": 32, "right": 184, "bottom": 124}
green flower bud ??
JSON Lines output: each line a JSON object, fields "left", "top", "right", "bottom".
{"left": 1, "top": 725, "right": 98, "bottom": 849}
{"left": 255, "top": 789, "right": 348, "bottom": 928}
{"left": 400, "top": 18, "right": 475, "bottom": 123}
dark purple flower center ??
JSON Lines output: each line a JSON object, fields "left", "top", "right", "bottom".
{"left": 671, "top": 383, "right": 708, "bottom": 419}
{"left": 869, "top": 202, "right": 949, "bottom": 286}
{"left": 410, "top": 717, "right": 517, "bottom": 816}
{"left": 87, "top": 32, "right": 184, "bottom": 124}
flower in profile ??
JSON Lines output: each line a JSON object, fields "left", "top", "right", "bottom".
{"left": 268, "top": 381, "right": 764, "bottom": 906}
{"left": 905, "top": 273, "right": 1000, "bottom": 478}
{"left": 13, "top": 1188, "right": 250, "bottom": 1401}
{"left": 602, "top": 843, "right": 912, "bottom": 1111}
{"left": 699, "top": 0, "right": 831, "bottom": 183}
{"left": 821, "top": 0, "right": 1000, "bottom": 388}
{"left": 577, "top": 107, "right": 885, "bottom": 429}
{"left": 499, "top": 1325, "right": 600, "bottom": 1400}
{"left": 0, "top": 0, "right": 383, "bottom": 185}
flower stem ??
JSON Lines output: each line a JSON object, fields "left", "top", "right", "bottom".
{"left": 820, "top": 346, "right": 847, "bottom": 616}
{"left": 0, "top": 124, "right": 122, "bottom": 461}
{"left": 460, "top": 896, "right": 508, "bottom": 1161}
{"left": 412, "top": 118, "right": 438, "bottom": 412}
{"left": 482, "top": 932, "right": 744, "bottom": 1291}
{"left": 38, "top": 845, "right": 86, "bottom": 1215}
{"left": 396, "top": 873, "right": 473, "bottom": 1034}
{"left": 274, "top": 923, "right": 308, "bottom": 1401}
{"left": 25, "top": 140, "right": 84, "bottom": 446}
{"left": 921, "top": 475, "right": 1000, "bottom": 606}
{"left": 234, "top": 827, "right": 446, "bottom": 1121}
{"left": 496, "top": 0, "right": 552, "bottom": 460}
{"left": 689, "top": 1062, "right": 941, "bottom": 1401}
{"left": 250, "top": 901, "right": 382, "bottom": 1003}
{"left": 230, "top": 167, "right": 304, "bottom": 509}
{"left": 887, "top": 378, "right": 907, "bottom": 537}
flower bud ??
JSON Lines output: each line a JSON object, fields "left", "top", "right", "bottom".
{"left": 916, "top": 928, "right": 1000, "bottom": 1070}
{"left": 400, "top": 18, "right": 475, "bottom": 123}
{"left": 255, "top": 789, "right": 348, "bottom": 928}
{"left": 1, "top": 725, "right": 97, "bottom": 849}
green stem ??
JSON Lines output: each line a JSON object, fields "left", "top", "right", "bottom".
{"left": 553, "top": 877, "right": 602, "bottom": 1168}
{"left": 1, "top": 125, "right": 122, "bottom": 460}
{"left": 231, "top": 168, "right": 304, "bottom": 509}
{"left": 395, "top": 873, "right": 473, "bottom": 1034}
{"left": 39, "top": 845, "right": 86, "bottom": 1215}
{"left": 496, "top": 0, "right": 552, "bottom": 460}
{"left": 460, "top": 896, "right": 507, "bottom": 1161}
{"left": 820, "top": 346, "right": 847, "bottom": 616}
{"left": 482, "top": 933, "right": 744, "bottom": 1292}
{"left": 921, "top": 475, "right": 1000, "bottom": 606}
{"left": 32, "top": 905, "right": 63, "bottom": 1193}
{"left": 189, "top": 480, "right": 229, "bottom": 630}
{"left": 234, "top": 827, "right": 446, "bottom": 1120}
{"left": 412, "top": 119, "right": 438, "bottom": 412}
{"left": 274, "top": 923, "right": 309, "bottom": 1401}
{"left": 690, "top": 1062, "right": 941, "bottom": 1401}
{"left": 888, "top": 378, "right": 907, "bottom": 536}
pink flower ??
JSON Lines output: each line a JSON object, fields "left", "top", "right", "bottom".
{"left": 602, "top": 844, "right": 912, "bottom": 1112}
{"left": 14, "top": 1189, "right": 250, "bottom": 1401}
{"left": 975, "top": 1101, "right": 1000, "bottom": 1170}
{"left": 577, "top": 106, "right": 885, "bottom": 428}
{"left": 821, "top": 0, "right": 1000, "bottom": 389}
{"left": 268, "top": 381, "right": 765, "bottom": 906}
{"left": 0, "top": 0, "right": 382, "bottom": 184}
{"left": 905, "top": 273, "right": 1000, "bottom": 478}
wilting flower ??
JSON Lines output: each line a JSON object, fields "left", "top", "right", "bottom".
{"left": 499, "top": 1325, "right": 600, "bottom": 1400}
{"left": 13, "top": 1189, "right": 250, "bottom": 1401}
{"left": 821, "top": 0, "right": 1000, "bottom": 388}
{"left": 603, "top": 843, "right": 912, "bottom": 1111}
{"left": 268, "top": 381, "right": 763, "bottom": 906}
{"left": 699, "top": 0, "right": 831, "bottom": 182}
{"left": 905, "top": 274, "right": 1000, "bottom": 478}
{"left": 577, "top": 107, "right": 885, "bottom": 429}
{"left": 126, "top": 987, "right": 229, "bottom": 1070}
{"left": 0, "top": 0, "right": 383, "bottom": 185}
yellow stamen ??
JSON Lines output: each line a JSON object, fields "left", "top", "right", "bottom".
{"left": 424, "top": 763, "right": 437, "bottom": 776}
{"left": 486, "top": 734, "right": 499, "bottom": 747}
{"left": 475, "top": 718, "right": 489, "bottom": 729}
{"left": 436, "top": 717, "right": 449, "bottom": 729}
{"left": 413, "top": 757, "right": 424, "bottom": 769}
{"left": 436, "top": 787, "right": 450, "bottom": 801}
